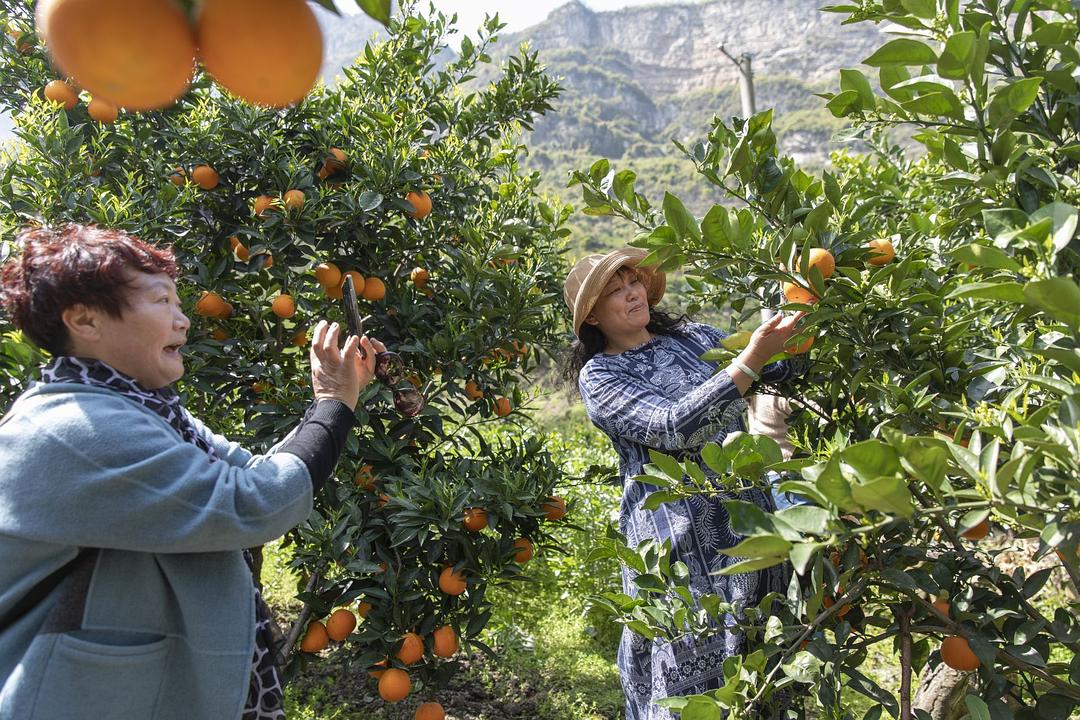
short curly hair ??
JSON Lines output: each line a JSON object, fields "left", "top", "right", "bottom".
{"left": 0, "top": 224, "right": 178, "bottom": 355}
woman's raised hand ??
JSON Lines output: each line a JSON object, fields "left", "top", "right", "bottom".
{"left": 309, "top": 320, "right": 386, "bottom": 410}
{"left": 743, "top": 311, "right": 806, "bottom": 368}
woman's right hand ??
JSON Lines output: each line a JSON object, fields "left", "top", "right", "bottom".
{"left": 741, "top": 311, "right": 806, "bottom": 370}
{"left": 309, "top": 320, "right": 385, "bottom": 410}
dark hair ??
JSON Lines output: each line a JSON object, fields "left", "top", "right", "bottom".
{"left": 561, "top": 307, "right": 690, "bottom": 394}
{"left": 0, "top": 224, "right": 178, "bottom": 355}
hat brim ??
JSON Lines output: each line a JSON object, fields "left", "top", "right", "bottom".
{"left": 573, "top": 248, "right": 666, "bottom": 337}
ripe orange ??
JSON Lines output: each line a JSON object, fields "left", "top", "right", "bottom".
{"left": 404, "top": 190, "right": 432, "bottom": 219}
{"left": 253, "top": 194, "right": 274, "bottom": 216}
{"left": 325, "top": 283, "right": 344, "bottom": 300}
{"left": 512, "top": 537, "right": 534, "bottom": 563}
{"left": 43, "top": 79, "right": 78, "bottom": 109}
{"left": 354, "top": 464, "right": 377, "bottom": 490}
{"left": 357, "top": 601, "right": 372, "bottom": 618}
{"left": 463, "top": 507, "right": 488, "bottom": 532}
{"left": 229, "top": 236, "right": 250, "bottom": 261}
{"left": 211, "top": 327, "right": 230, "bottom": 341}
{"left": 362, "top": 277, "right": 386, "bottom": 301}
{"left": 432, "top": 626, "right": 458, "bottom": 658}
{"left": 931, "top": 599, "right": 950, "bottom": 617}
{"left": 415, "top": 701, "right": 445, "bottom": 720}
{"left": 325, "top": 608, "right": 357, "bottom": 642}
{"left": 829, "top": 547, "right": 868, "bottom": 569}
{"left": 494, "top": 396, "right": 512, "bottom": 417}
{"left": 341, "top": 270, "right": 365, "bottom": 296}
{"left": 314, "top": 262, "right": 342, "bottom": 288}
{"left": 511, "top": 340, "right": 529, "bottom": 357}
{"left": 782, "top": 282, "right": 818, "bottom": 306}
{"left": 37, "top": 0, "right": 196, "bottom": 110}
{"left": 322, "top": 147, "right": 347, "bottom": 174}
{"left": 283, "top": 189, "right": 305, "bottom": 210}
{"left": 960, "top": 519, "right": 990, "bottom": 541}
{"left": 378, "top": 667, "right": 411, "bottom": 702}
{"left": 169, "top": 167, "right": 187, "bottom": 186}
{"left": 299, "top": 620, "right": 329, "bottom": 652}
{"left": 396, "top": 632, "right": 424, "bottom": 665}
{"left": 410, "top": 267, "right": 430, "bottom": 287}
{"left": 195, "top": 0, "right": 323, "bottom": 108}
{"left": 195, "top": 291, "right": 228, "bottom": 318}
{"left": 368, "top": 658, "right": 387, "bottom": 679}
{"left": 271, "top": 294, "right": 295, "bottom": 319}
{"left": 261, "top": 253, "right": 274, "bottom": 269}
{"left": 464, "top": 380, "right": 484, "bottom": 400}
{"left": 291, "top": 328, "right": 307, "bottom": 347}
{"left": 542, "top": 496, "right": 566, "bottom": 521}
{"left": 867, "top": 238, "right": 896, "bottom": 266}
{"left": 219, "top": 302, "right": 233, "bottom": 320}
{"left": 86, "top": 97, "right": 118, "bottom": 122}
{"left": 784, "top": 335, "right": 815, "bottom": 355}
{"left": 940, "top": 636, "right": 980, "bottom": 671}
{"left": 822, "top": 594, "right": 851, "bottom": 619}
{"left": 438, "top": 566, "right": 466, "bottom": 596}
{"left": 378, "top": 493, "right": 390, "bottom": 509}
{"left": 191, "top": 164, "right": 219, "bottom": 190}
{"left": 801, "top": 248, "right": 835, "bottom": 280}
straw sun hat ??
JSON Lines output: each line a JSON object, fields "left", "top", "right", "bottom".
{"left": 563, "top": 247, "right": 667, "bottom": 338}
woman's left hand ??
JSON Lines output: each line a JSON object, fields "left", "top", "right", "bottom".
{"left": 309, "top": 320, "right": 385, "bottom": 410}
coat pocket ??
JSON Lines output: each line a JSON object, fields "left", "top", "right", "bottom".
{"left": 31, "top": 633, "right": 170, "bottom": 720}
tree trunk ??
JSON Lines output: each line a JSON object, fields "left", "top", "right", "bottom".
{"left": 913, "top": 663, "right": 971, "bottom": 720}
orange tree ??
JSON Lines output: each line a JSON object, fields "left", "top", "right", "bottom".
{"left": 0, "top": 0, "right": 579, "bottom": 705}
{"left": 572, "top": 0, "right": 1079, "bottom": 718}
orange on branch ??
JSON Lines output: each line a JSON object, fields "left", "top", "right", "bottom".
{"left": 940, "top": 636, "right": 980, "bottom": 671}
{"left": 271, "top": 294, "right": 295, "bottom": 319}
{"left": 283, "top": 189, "right": 305, "bottom": 210}
{"left": 191, "top": 164, "right": 219, "bottom": 190}
{"left": 404, "top": 190, "right": 432, "bottom": 219}
{"left": 356, "top": 601, "right": 372, "bottom": 618}
{"left": 195, "top": 291, "right": 227, "bottom": 318}
{"left": 782, "top": 282, "right": 818, "bottom": 306}
{"left": 410, "top": 267, "right": 430, "bottom": 287}
{"left": 464, "top": 380, "right": 484, "bottom": 400}
{"left": 463, "top": 507, "right": 487, "bottom": 532}
{"left": 325, "top": 608, "right": 357, "bottom": 642}
{"left": 354, "top": 464, "right": 376, "bottom": 490}
{"left": 253, "top": 194, "right": 274, "bottom": 217}
{"left": 395, "top": 632, "right": 424, "bottom": 665}
{"left": 314, "top": 262, "right": 341, "bottom": 288}
{"left": 229, "top": 237, "right": 250, "bottom": 261}
{"left": 43, "top": 79, "right": 78, "bottom": 109}
{"left": 87, "top": 97, "right": 118, "bottom": 122}
{"left": 169, "top": 167, "right": 187, "bottom": 186}
{"left": 931, "top": 599, "right": 951, "bottom": 617}
{"left": 362, "top": 276, "right": 385, "bottom": 302}
{"left": 432, "top": 625, "right": 458, "bottom": 658}
{"left": 341, "top": 270, "right": 365, "bottom": 296}
{"left": 960, "top": 519, "right": 990, "bottom": 541}
{"left": 415, "top": 702, "right": 445, "bottom": 720}
{"left": 299, "top": 620, "right": 328, "bottom": 653}
{"left": 195, "top": 0, "right": 323, "bottom": 108}
{"left": 801, "top": 248, "right": 835, "bottom": 280}
{"left": 494, "top": 396, "right": 512, "bottom": 417}
{"left": 438, "top": 566, "right": 466, "bottom": 596}
{"left": 512, "top": 537, "right": 534, "bottom": 563}
{"left": 542, "top": 496, "right": 567, "bottom": 521}
{"left": 867, "top": 238, "right": 896, "bottom": 266}
{"left": 785, "top": 335, "right": 815, "bottom": 355}
{"left": 291, "top": 328, "right": 307, "bottom": 347}
{"left": 37, "top": 0, "right": 196, "bottom": 110}
{"left": 377, "top": 668, "right": 411, "bottom": 702}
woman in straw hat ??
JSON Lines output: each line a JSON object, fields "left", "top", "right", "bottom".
{"left": 562, "top": 247, "right": 805, "bottom": 720}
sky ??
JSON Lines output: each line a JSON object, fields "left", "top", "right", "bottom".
{"left": 334, "top": 0, "right": 684, "bottom": 35}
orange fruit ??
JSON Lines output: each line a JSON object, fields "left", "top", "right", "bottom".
{"left": 261, "top": 253, "right": 274, "bottom": 269}
{"left": 43, "top": 79, "right": 78, "bottom": 110}
{"left": 368, "top": 658, "right": 387, "bottom": 679}
{"left": 463, "top": 507, "right": 487, "bottom": 532}
{"left": 362, "top": 276, "right": 386, "bottom": 301}
{"left": 325, "top": 608, "right": 357, "bottom": 642}
{"left": 396, "top": 632, "right": 424, "bottom": 665}
{"left": 822, "top": 594, "right": 851, "bottom": 619}
{"left": 415, "top": 701, "right": 445, "bottom": 720}
{"left": 404, "top": 190, "right": 432, "bottom": 219}
{"left": 931, "top": 599, "right": 950, "bottom": 617}
{"left": 341, "top": 270, "right": 365, "bottom": 296}
{"left": 325, "top": 282, "right": 344, "bottom": 300}
{"left": 169, "top": 167, "right": 187, "bottom": 186}
{"left": 271, "top": 294, "right": 295, "bottom": 319}
{"left": 357, "top": 601, "right": 372, "bottom": 618}
{"left": 432, "top": 626, "right": 458, "bottom": 658}
{"left": 784, "top": 335, "right": 815, "bottom": 355}
{"left": 37, "top": 0, "right": 196, "bottom": 110}
{"left": 211, "top": 327, "right": 230, "bottom": 341}
{"left": 230, "top": 236, "right": 250, "bottom": 261}
{"left": 494, "top": 396, "right": 512, "bottom": 417}
{"left": 378, "top": 667, "right": 411, "bottom": 702}
{"left": 314, "top": 262, "right": 341, "bottom": 288}
{"left": 464, "top": 380, "right": 484, "bottom": 400}
{"left": 542, "top": 496, "right": 566, "bottom": 521}
{"left": 438, "top": 566, "right": 466, "bottom": 596}
{"left": 87, "top": 96, "right": 118, "bottom": 122}
{"left": 194, "top": 291, "right": 227, "bottom": 318}
{"left": 378, "top": 493, "right": 390, "bottom": 509}
{"left": 801, "top": 248, "right": 835, "bottom": 280}
{"left": 406, "top": 374, "right": 422, "bottom": 389}
{"left": 960, "top": 519, "right": 990, "bottom": 541}
{"left": 410, "top": 267, "right": 430, "bottom": 287}
{"left": 867, "top": 238, "right": 896, "bottom": 266}
{"left": 323, "top": 146, "right": 347, "bottom": 174}
{"left": 191, "top": 164, "right": 219, "bottom": 190}
{"left": 291, "top": 328, "right": 307, "bottom": 347}
{"left": 195, "top": 0, "right": 322, "bottom": 108}
{"left": 512, "top": 537, "right": 534, "bottom": 563}
{"left": 283, "top": 188, "right": 305, "bottom": 210}
{"left": 299, "top": 620, "right": 329, "bottom": 652}
{"left": 782, "top": 282, "right": 818, "bottom": 305}
{"left": 511, "top": 340, "right": 529, "bottom": 357}
{"left": 218, "top": 302, "right": 233, "bottom": 320}
{"left": 940, "top": 636, "right": 980, "bottom": 671}
{"left": 253, "top": 194, "right": 274, "bottom": 216}
{"left": 354, "top": 464, "right": 376, "bottom": 490}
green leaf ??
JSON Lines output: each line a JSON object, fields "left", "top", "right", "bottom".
{"left": 701, "top": 205, "right": 732, "bottom": 251}
{"left": 647, "top": 450, "right": 686, "bottom": 483}
{"left": 826, "top": 90, "right": 862, "bottom": 117}
{"left": 720, "top": 534, "right": 793, "bottom": 559}
{"left": 1030, "top": 202, "right": 1078, "bottom": 252}
{"left": 714, "top": 555, "right": 787, "bottom": 575}
{"left": 663, "top": 192, "right": 701, "bottom": 241}
{"left": 964, "top": 695, "right": 992, "bottom": 720}
{"left": 864, "top": 39, "right": 938, "bottom": 67}
{"left": 789, "top": 542, "right": 826, "bottom": 575}
{"left": 777, "top": 505, "right": 832, "bottom": 534}
{"left": 850, "top": 476, "right": 915, "bottom": 519}
{"left": 902, "top": 91, "right": 964, "bottom": 119}
{"left": 946, "top": 281, "right": 1026, "bottom": 303}
{"left": 841, "top": 440, "right": 901, "bottom": 481}
{"left": 351, "top": 0, "right": 392, "bottom": 24}
{"left": 949, "top": 244, "right": 1020, "bottom": 271}
{"left": 1024, "top": 278, "right": 1080, "bottom": 330}
{"left": 840, "top": 69, "right": 876, "bottom": 107}
{"left": 987, "top": 77, "right": 1043, "bottom": 126}
{"left": 938, "top": 31, "right": 976, "bottom": 79}
{"left": 900, "top": 0, "right": 936, "bottom": 17}
{"left": 680, "top": 697, "right": 723, "bottom": 720}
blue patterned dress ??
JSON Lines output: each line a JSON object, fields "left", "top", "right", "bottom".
{"left": 578, "top": 322, "right": 798, "bottom": 720}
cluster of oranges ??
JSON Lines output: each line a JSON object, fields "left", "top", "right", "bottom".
{"left": 311, "top": 261, "right": 387, "bottom": 303}
{"left": 35, "top": 0, "right": 323, "bottom": 111}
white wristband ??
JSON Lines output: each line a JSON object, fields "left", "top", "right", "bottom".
{"left": 731, "top": 359, "right": 761, "bottom": 381}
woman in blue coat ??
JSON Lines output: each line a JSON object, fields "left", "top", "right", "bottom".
{"left": 0, "top": 224, "right": 382, "bottom": 720}
{"left": 562, "top": 247, "right": 804, "bottom": 720}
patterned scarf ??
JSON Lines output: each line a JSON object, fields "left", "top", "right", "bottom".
{"left": 37, "top": 356, "right": 284, "bottom": 720}
{"left": 39, "top": 356, "right": 218, "bottom": 460}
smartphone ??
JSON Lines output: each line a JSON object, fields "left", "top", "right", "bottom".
{"left": 340, "top": 274, "right": 367, "bottom": 358}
